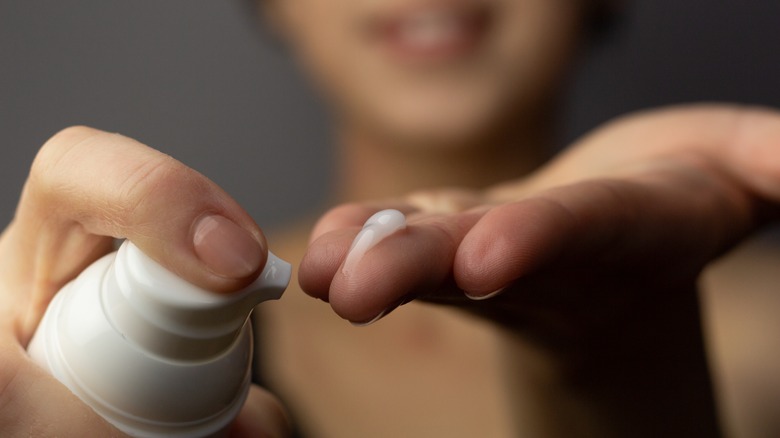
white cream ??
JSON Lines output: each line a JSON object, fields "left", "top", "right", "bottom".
{"left": 342, "top": 209, "right": 407, "bottom": 276}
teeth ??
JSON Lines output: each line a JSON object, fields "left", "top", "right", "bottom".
{"left": 397, "top": 12, "right": 463, "bottom": 48}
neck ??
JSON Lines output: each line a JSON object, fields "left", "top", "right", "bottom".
{"left": 333, "top": 114, "right": 556, "bottom": 202}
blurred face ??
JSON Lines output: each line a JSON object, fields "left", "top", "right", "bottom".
{"left": 266, "top": 0, "right": 588, "bottom": 148}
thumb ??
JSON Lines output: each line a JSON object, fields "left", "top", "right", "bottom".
{"left": 5, "top": 126, "right": 267, "bottom": 339}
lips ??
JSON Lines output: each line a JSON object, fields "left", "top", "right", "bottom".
{"left": 366, "top": 1, "right": 491, "bottom": 63}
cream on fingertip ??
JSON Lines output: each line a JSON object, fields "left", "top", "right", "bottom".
{"left": 342, "top": 209, "right": 407, "bottom": 276}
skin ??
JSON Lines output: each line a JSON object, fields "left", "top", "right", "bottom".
{"left": 3, "top": 1, "right": 780, "bottom": 437}
{"left": 258, "top": 2, "right": 780, "bottom": 435}
{"left": 300, "top": 105, "right": 780, "bottom": 436}
{"left": 255, "top": 1, "right": 599, "bottom": 435}
{"left": 0, "top": 127, "right": 290, "bottom": 438}
{"left": 262, "top": 0, "right": 589, "bottom": 202}
{"left": 265, "top": 0, "right": 583, "bottom": 145}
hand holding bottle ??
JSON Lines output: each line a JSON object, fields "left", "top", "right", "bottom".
{"left": 0, "top": 126, "right": 289, "bottom": 437}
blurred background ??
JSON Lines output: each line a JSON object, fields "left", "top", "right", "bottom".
{"left": 2, "top": 0, "right": 780, "bottom": 232}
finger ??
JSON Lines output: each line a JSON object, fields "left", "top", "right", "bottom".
{"left": 528, "top": 105, "right": 780, "bottom": 200}
{"left": 303, "top": 210, "right": 482, "bottom": 323}
{"left": 714, "top": 107, "right": 780, "bottom": 200}
{"left": 0, "top": 336, "right": 124, "bottom": 437}
{"left": 301, "top": 202, "right": 419, "bottom": 300}
{"left": 229, "top": 385, "right": 290, "bottom": 438}
{"left": 300, "top": 189, "right": 485, "bottom": 303}
{"left": 405, "top": 187, "right": 484, "bottom": 213}
{"left": 4, "top": 126, "right": 267, "bottom": 339}
{"left": 455, "top": 166, "right": 754, "bottom": 298}
{"left": 298, "top": 228, "right": 355, "bottom": 303}
{"left": 307, "top": 187, "right": 483, "bottom": 244}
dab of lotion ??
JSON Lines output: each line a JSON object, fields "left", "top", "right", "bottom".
{"left": 342, "top": 209, "right": 407, "bottom": 276}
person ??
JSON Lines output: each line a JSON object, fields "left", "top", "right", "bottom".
{"left": 2, "top": 1, "right": 780, "bottom": 437}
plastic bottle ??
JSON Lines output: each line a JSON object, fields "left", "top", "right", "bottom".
{"left": 27, "top": 240, "right": 290, "bottom": 437}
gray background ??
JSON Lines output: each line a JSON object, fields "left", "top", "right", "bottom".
{"left": 2, "top": 0, "right": 780, "bottom": 230}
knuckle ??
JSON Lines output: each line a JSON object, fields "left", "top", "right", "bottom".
{"left": 13, "top": 126, "right": 219, "bottom": 245}
{"left": 24, "top": 126, "right": 203, "bottom": 229}
{"left": 47, "top": 125, "right": 101, "bottom": 144}
{"left": 24, "top": 126, "right": 105, "bottom": 209}
{"left": 113, "top": 153, "right": 198, "bottom": 226}
{"left": 30, "top": 126, "right": 100, "bottom": 183}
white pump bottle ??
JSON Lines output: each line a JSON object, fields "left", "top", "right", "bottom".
{"left": 28, "top": 240, "right": 291, "bottom": 437}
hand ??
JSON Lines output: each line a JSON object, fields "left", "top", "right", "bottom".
{"left": 301, "top": 104, "right": 779, "bottom": 331}
{"left": 0, "top": 126, "right": 289, "bottom": 437}
{"left": 299, "top": 105, "right": 780, "bottom": 436}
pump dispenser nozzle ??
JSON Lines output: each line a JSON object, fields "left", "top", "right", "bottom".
{"left": 105, "top": 241, "right": 290, "bottom": 360}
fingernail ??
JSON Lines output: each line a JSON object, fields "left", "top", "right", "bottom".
{"left": 192, "top": 214, "right": 264, "bottom": 279}
{"left": 351, "top": 307, "right": 394, "bottom": 327}
{"left": 464, "top": 287, "right": 505, "bottom": 301}
{"left": 350, "top": 295, "right": 413, "bottom": 327}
